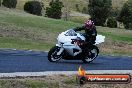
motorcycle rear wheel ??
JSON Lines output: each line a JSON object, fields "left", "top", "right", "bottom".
{"left": 82, "top": 45, "right": 99, "bottom": 63}
{"left": 48, "top": 46, "right": 62, "bottom": 62}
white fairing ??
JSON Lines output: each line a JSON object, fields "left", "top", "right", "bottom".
{"left": 95, "top": 35, "right": 105, "bottom": 45}
{"left": 56, "top": 29, "right": 105, "bottom": 56}
{"left": 57, "top": 29, "right": 85, "bottom": 44}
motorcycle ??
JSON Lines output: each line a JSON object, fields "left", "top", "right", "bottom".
{"left": 48, "top": 29, "right": 105, "bottom": 63}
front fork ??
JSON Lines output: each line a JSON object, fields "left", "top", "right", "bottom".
{"left": 57, "top": 47, "right": 64, "bottom": 55}
{"left": 56, "top": 44, "right": 64, "bottom": 55}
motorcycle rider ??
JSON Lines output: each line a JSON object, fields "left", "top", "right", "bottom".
{"left": 73, "top": 19, "right": 97, "bottom": 47}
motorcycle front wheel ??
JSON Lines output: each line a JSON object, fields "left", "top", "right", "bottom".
{"left": 82, "top": 45, "right": 99, "bottom": 63}
{"left": 48, "top": 46, "right": 63, "bottom": 62}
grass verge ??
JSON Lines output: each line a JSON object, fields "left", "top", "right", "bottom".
{"left": 0, "top": 75, "right": 132, "bottom": 88}
{"left": 0, "top": 8, "right": 131, "bottom": 56}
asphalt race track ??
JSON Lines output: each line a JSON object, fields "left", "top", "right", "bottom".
{"left": 0, "top": 49, "right": 132, "bottom": 73}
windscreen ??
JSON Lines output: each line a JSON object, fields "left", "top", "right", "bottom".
{"left": 65, "top": 29, "right": 77, "bottom": 36}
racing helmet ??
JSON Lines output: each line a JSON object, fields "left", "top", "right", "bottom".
{"left": 84, "top": 19, "right": 94, "bottom": 29}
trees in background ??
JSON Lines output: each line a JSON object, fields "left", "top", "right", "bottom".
{"left": 45, "top": 0, "right": 63, "bottom": 19}
{"left": 117, "top": 0, "right": 132, "bottom": 29}
{"left": 75, "top": 4, "right": 80, "bottom": 12}
{"left": 82, "top": 7, "right": 87, "bottom": 14}
{"left": 0, "top": 0, "right": 1, "bottom": 6}
{"left": 1, "top": 0, "right": 131, "bottom": 30}
{"left": 88, "top": 0, "right": 112, "bottom": 26}
{"left": 24, "top": 1, "right": 42, "bottom": 16}
{"left": 107, "top": 17, "right": 117, "bottom": 28}
{"left": 2, "top": 0, "right": 17, "bottom": 8}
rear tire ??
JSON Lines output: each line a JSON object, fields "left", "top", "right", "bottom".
{"left": 82, "top": 45, "right": 99, "bottom": 63}
{"left": 48, "top": 46, "right": 62, "bottom": 62}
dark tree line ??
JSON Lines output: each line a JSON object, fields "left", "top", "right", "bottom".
{"left": 2, "top": 0, "right": 17, "bottom": 8}
{"left": 88, "top": 0, "right": 112, "bottom": 26}
{"left": 45, "top": 0, "right": 63, "bottom": 19}
{"left": 117, "top": 0, "right": 132, "bottom": 29}
{"left": 1, "top": 0, "right": 63, "bottom": 19}
{"left": 24, "top": 1, "right": 42, "bottom": 16}
{"left": 24, "top": 0, "right": 63, "bottom": 19}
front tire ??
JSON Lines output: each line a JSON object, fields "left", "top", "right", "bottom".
{"left": 48, "top": 46, "right": 62, "bottom": 62}
{"left": 82, "top": 45, "right": 99, "bottom": 63}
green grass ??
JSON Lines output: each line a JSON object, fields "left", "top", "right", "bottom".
{"left": 0, "top": 76, "right": 131, "bottom": 88}
{"left": 97, "top": 26, "right": 132, "bottom": 44}
{"left": 25, "top": 80, "right": 46, "bottom": 88}
{"left": 0, "top": 10, "right": 80, "bottom": 33}
{"left": 63, "top": 76, "right": 77, "bottom": 85}
{"left": 25, "top": 80, "right": 59, "bottom": 88}
{"left": 70, "top": 16, "right": 88, "bottom": 23}
{"left": 0, "top": 8, "right": 80, "bottom": 50}
{"left": 0, "top": 80, "right": 59, "bottom": 88}
{"left": 0, "top": 37, "right": 53, "bottom": 51}
{"left": 98, "top": 30, "right": 132, "bottom": 44}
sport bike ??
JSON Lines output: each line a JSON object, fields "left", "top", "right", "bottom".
{"left": 48, "top": 29, "right": 105, "bottom": 63}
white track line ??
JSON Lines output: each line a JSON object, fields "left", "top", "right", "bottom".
{"left": 0, "top": 70, "right": 132, "bottom": 77}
